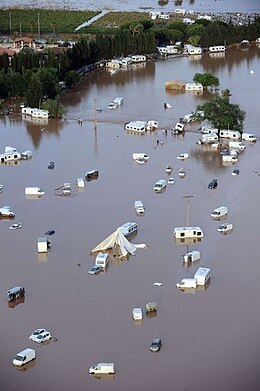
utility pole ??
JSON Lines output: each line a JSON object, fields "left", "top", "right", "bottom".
{"left": 9, "top": 12, "right": 12, "bottom": 38}
{"left": 37, "top": 13, "right": 40, "bottom": 41}
{"left": 20, "top": 21, "right": 22, "bottom": 37}
{"left": 93, "top": 98, "right": 97, "bottom": 128}
{"left": 182, "top": 195, "right": 195, "bottom": 226}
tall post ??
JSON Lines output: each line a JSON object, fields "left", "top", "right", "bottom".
{"left": 20, "top": 21, "right": 22, "bottom": 37}
{"left": 38, "top": 13, "right": 40, "bottom": 41}
{"left": 182, "top": 195, "right": 195, "bottom": 226}
{"left": 9, "top": 12, "right": 12, "bottom": 38}
{"left": 93, "top": 98, "right": 97, "bottom": 128}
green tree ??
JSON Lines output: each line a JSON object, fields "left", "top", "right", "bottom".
{"left": 197, "top": 96, "right": 245, "bottom": 132}
{"left": 42, "top": 98, "right": 64, "bottom": 118}
{"left": 26, "top": 74, "right": 42, "bottom": 108}
{"left": 64, "top": 70, "right": 80, "bottom": 88}
{"left": 37, "top": 67, "right": 59, "bottom": 99}
{"left": 193, "top": 72, "right": 219, "bottom": 89}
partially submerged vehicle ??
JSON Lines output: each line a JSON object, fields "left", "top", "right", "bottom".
{"left": 194, "top": 267, "right": 211, "bottom": 286}
{"left": 132, "top": 153, "right": 149, "bottom": 162}
{"left": 134, "top": 200, "right": 145, "bottom": 215}
{"left": 208, "top": 179, "right": 218, "bottom": 189}
{"left": 146, "top": 302, "right": 158, "bottom": 313}
{"left": 0, "top": 206, "right": 15, "bottom": 219}
{"left": 182, "top": 250, "right": 200, "bottom": 263}
{"left": 9, "top": 222, "right": 22, "bottom": 230}
{"left": 85, "top": 170, "right": 99, "bottom": 181}
{"left": 176, "top": 278, "right": 197, "bottom": 289}
{"left": 211, "top": 206, "right": 228, "bottom": 219}
{"left": 150, "top": 338, "right": 162, "bottom": 352}
{"left": 165, "top": 164, "right": 172, "bottom": 173}
{"left": 217, "top": 223, "right": 233, "bottom": 233}
{"left": 174, "top": 227, "right": 204, "bottom": 239}
{"left": 154, "top": 179, "right": 167, "bottom": 192}
{"left": 0, "top": 146, "right": 21, "bottom": 163}
{"left": 177, "top": 153, "right": 189, "bottom": 160}
{"left": 25, "top": 187, "right": 45, "bottom": 196}
{"left": 178, "top": 168, "right": 186, "bottom": 178}
{"left": 119, "top": 222, "right": 138, "bottom": 237}
{"left": 95, "top": 252, "right": 109, "bottom": 268}
{"left": 7, "top": 286, "right": 25, "bottom": 302}
{"left": 89, "top": 363, "right": 115, "bottom": 375}
{"left": 13, "top": 348, "right": 36, "bottom": 367}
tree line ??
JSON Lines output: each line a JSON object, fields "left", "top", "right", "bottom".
{"left": 0, "top": 15, "right": 260, "bottom": 116}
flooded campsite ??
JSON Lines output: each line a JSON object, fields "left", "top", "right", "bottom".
{"left": 1, "top": 47, "right": 260, "bottom": 390}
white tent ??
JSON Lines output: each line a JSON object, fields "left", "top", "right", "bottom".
{"left": 91, "top": 228, "right": 147, "bottom": 258}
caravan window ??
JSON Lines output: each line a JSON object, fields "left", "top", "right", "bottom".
{"left": 180, "top": 232, "right": 185, "bottom": 237}
{"left": 197, "top": 231, "right": 202, "bottom": 236}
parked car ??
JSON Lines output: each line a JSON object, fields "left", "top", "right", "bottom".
{"left": 29, "top": 329, "right": 47, "bottom": 341}
{"left": 85, "top": 170, "right": 99, "bottom": 181}
{"left": 177, "top": 153, "right": 189, "bottom": 160}
{"left": 88, "top": 265, "right": 102, "bottom": 275}
{"left": 34, "top": 331, "right": 52, "bottom": 344}
{"left": 208, "top": 179, "right": 218, "bottom": 189}
{"left": 217, "top": 223, "right": 233, "bottom": 233}
{"left": 150, "top": 338, "right": 162, "bottom": 352}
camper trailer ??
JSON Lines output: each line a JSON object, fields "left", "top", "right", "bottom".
{"left": 134, "top": 200, "right": 145, "bottom": 215}
{"left": 200, "top": 134, "right": 219, "bottom": 144}
{"left": 194, "top": 267, "right": 211, "bottom": 286}
{"left": 132, "top": 307, "right": 143, "bottom": 320}
{"left": 119, "top": 222, "right": 138, "bottom": 237}
{"left": 121, "top": 57, "right": 133, "bottom": 66}
{"left": 222, "top": 155, "right": 238, "bottom": 163}
{"left": 0, "top": 146, "right": 21, "bottom": 163}
{"left": 131, "top": 55, "right": 146, "bottom": 63}
{"left": 95, "top": 252, "right": 109, "bottom": 268}
{"left": 125, "top": 121, "right": 146, "bottom": 133}
{"left": 211, "top": 206, "right": 228, "bottom": 219}
{"left": 174, "top": 227, "right": 204, "bottom": 239}
{"left": 228, "top": 141, "right": 246, "bottom": 150}
{"left": 209, "top": 45, "right": 226, "bottom": 52}
{"left": 185, "top": 83, "right": 203, "bottom": 91}
{"left": 201, "top": 126, "right": 218, "bottom": 135}
{"left": 219, "top": 130, "right": 241, "bottom": 140}
{"left": 182, "top": 250, "right": 200, "bottom": 263}
{"left": 242, "top": 132, "right": 256, "bottom": 142}
{"left": 174, "top": 123, "right": 185, "bottom": 132}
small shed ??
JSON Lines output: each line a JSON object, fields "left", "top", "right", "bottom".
{"left": 165, "top": 80, "right": 186, "bottom": 90}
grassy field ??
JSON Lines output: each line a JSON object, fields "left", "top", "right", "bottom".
{"left": 0, "top": 8, "right": 100, "bottom": 34}
{"left": 90, "top": 11, "right": 150, "bottom": 28}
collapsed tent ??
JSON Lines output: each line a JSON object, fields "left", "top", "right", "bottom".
{"left": 91, "top": 228, "right": 147, "bottom": 258}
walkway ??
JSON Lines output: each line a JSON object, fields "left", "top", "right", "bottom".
{"left": 75, "top": 10, "right": 109, "bottom": 31}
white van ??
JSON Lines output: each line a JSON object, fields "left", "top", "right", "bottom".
{"left": 242, "top": 132, "right": 256, "bottom": 142}
{"left": 200, "top": 134, "right": 218, "bottom": 144}
{"left": 89, "top": 363, "right": 115, "bottom": 375}
{"left": 174, "top": 227, "right": 204, "bottom": 239}
{"left": 229, "top": 141, "right": 246, "bottom": 150}
{"left": 13, "top": 348, "right": 36, "bottom": 367}
{"left": 194, "top": 267, "right": 211, "bottom": 286}
{"left": 219, "top": 130, "right": 241, "bottom": 140}
{"left": 25, "top": 187, "right": 45, "bottom": 196}
{"left": 176, "top": 278, "right": 197, "bottom": 289}
{"left": 211, "top": 206, "right": 228, "bottom": 219}
{"left": 182, "top": 250, "right": 200, "bottom": 263}
{"left": 132, "top": 153, "right": 149, "bottom": 162}
{"left": 134, "top": 200, "right": 145, "bottom": 215}
{"left": 222, "top": 155, "right": 238, "bottom": 163}
{"left": 95, "top": 252, "right": 109, "bottom": 268}
{"left": 154, "top": 179, "right": 167, "bottom": 192}
{"left": 119, "top": 222, "right": 138, "bottom": 237}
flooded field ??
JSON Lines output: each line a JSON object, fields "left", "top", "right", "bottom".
{"left": 1, "top": 48, "right": 260, "bottom": 390}
{"left": 1, "top": 0, "right": 260, "bottom": 12}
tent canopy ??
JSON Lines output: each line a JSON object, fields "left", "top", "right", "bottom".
{"left": 91, "top": 228, "right": 147, "bottom": 258}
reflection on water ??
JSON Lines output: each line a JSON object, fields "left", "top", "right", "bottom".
{"left": 8, "top": 296, "right": 25, "bottom": 309}
{"left": 13, "top": 359, "right": 36, "bottom": 372}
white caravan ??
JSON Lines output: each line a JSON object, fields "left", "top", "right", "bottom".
{"left": 194, "top": 267, "right": 211, "bottom": 285}
{"left": 174, "top": 227, "right": 204, "bottom": 239}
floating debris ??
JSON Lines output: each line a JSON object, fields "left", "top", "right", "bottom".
{"left": 9, "top": 222, "right": 22, "bottom": 230}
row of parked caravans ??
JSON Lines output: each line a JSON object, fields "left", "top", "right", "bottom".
{"left": 200, "top": 129, "right": 257, "bottom": 144}
{"left": 124, "top": 120, "right": 158, "bottom": 132}
{"left": 106, "top": 55, "right": 147, "bottom": 69}
{"left": 22, "top": 107, "right": 49, "bottom": 119}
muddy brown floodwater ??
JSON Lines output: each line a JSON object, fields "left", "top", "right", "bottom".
{"left": 1, "top": 47, "right": 260, "bottom": 391}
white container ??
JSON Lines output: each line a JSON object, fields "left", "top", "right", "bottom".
{"left": 89, "top": 363, "right": 115, "bottom": 375}
{"left": 176, "top": 278, "right": 197, "bottom": 289}
{"left": 194, "top": 267, "right": 211, "bottom": 286}
{"left": 13, "top": 348, "right": 36, "bottom": 367}
{"left": 132, "top": 307, "right": 143, "bottom": 320}
{"left": 25, "top": 187, "right": 45, "bottom": 196}
{"left": 37, "top": 237, "right": 48, "bottom": 253}
{"left": 134, "top": 200, "right": 145, "bottom": 215}
{"left": 95, "top": 252, "right": 109, "bottom": 268}
{"left": 211, "top": 206, "right": 228, "bottom": 219}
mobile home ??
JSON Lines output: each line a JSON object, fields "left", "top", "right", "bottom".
{"left": 201, "top": 126, "right": 218, "bottom": 134}
{"left": 125, "top": 121, "right": 146, "bottom": 133}
{"left": 200, "top": 134, "right": 218, "bottom": 144}
{"left": 242, "top": 132, "right": 256, "bottom": 142}
{"left": 131, "top": 55, "right": 146, "bottom": 63}
{"left": 185, "top": 83, "right": 203, "bottom": 91}
{"left": 182, "top": 250, "right": 200, "bottom": 263}
{"left": 222, "top": 155, "right": 238, "bottom": 163}
{"left": 219, "top": 130, "right": 241, "bottom": 140}
{"left": 174, "top": 227, "right": 204, "bottom": 239}
{"left": 209, "top": 45, "right": 226, "bottom": 52}
{"left": 228, "top": 141, "right": 246, "bottom": 150}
